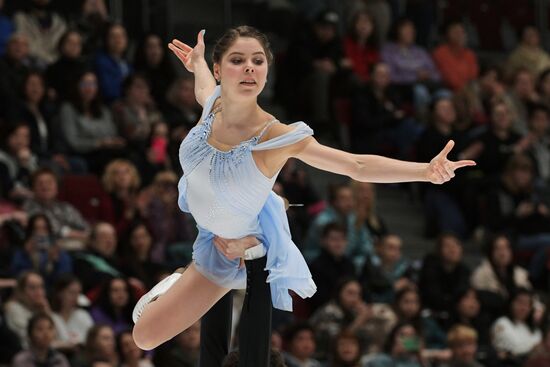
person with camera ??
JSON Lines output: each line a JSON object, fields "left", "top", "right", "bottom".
{"left": 365, "top": 322, "right": 427, "bottom": 367}
{"left": 10, "top": 214, "right": 72, "bottom": 287}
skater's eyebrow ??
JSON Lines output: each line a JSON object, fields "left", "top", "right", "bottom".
{"left": 227, "top": 51, "right": 266, "bottom": 56}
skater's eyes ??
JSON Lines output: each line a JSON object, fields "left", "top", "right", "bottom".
{"left": 229, "top": 57, "right": 265, "bottom": 65}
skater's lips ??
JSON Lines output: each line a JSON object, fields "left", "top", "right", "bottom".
{"left": 240, "top": 79, "right": 257, "bottom": 84}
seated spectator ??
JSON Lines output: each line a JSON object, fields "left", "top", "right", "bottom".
{"left": 144, "top": 171, "right": 196, "bottom": 264}
{"left": 73, "top": 0, "right": 110, "bottom": 56}
{"left": 310, "top": 277, "right": 395, "bottom": 358}
{"left": 13, "top": 0, "right": 67, "bottom": 68}
{"left": 282, "top": 322, "right": 322, "bottom": 367}
{"left": 119, "top": 221, "right": 162, "bottom": 289}
{"left": 23, "top": 168, "right": 90, "bottom": 243}
{"left": 393, "top": 287, "right": 447, "bottom": 350}
{"left": 381, "top": 17, "right": 441, "bottom": 120}
{"left": 93, "top": 23, "right": 131, "bottom": 104}
{"left": 506, "top": 26, "right": 550, "bottom": 79}
{"left": 524, "top": 104, "right": 550, "bottom": 182}
{"left": 153, "top": 321, "right": 200, "bottom": 367}
{"left": 471, "top": 234, "right": 533, "bottom": 313}
{"left": 161, "top": 76, "right": 200, "bottom": 132}
{"left": 45, "top": 29, "right": 89, "bottom": 103}
{"left": 350, "top": 63, "right": 422, "bottom": 157}
{"left": 283, "top": 9, "right": 348, "bottom": 128}
{"left": 12, "top": 71, "right": 79, "bottom": 175}
{"left": 443, "top": 325, "right": 484, "bottom": 367}
{"left": 343, "top": 9, "right": 379, "bottom": 83}
{"left": 308, "top": 223, "right": 356, "bottom": 312}
{"left": 418, "top": 233, "right": 471, "bottom": 316}
{"left": 72, "top": 222, "right": 123, "bottom": 293}
{"left": 11, "top": 313, "right": 70, "bottom": 367}
{"left": 90, "top": 276, "right": 135, "bottom": 335}
{"left": 0, "top": 34, "right": 35, "bottom": 118}
{"left": 446, "top": 288, "right": 493, "bottom": 360}
{"left": 4, "top": 271, "right": 51, "bottom": 347}
{"left": 117, "top": 330, "right": 154, "bottom": 367}
{"left": 50, "top": 275, "right": 93, "bottom": 354}
{"left": 506, "top": 68, "right": 540, "bottom": 135}
{"left": 416, "top": 97, "right": 469, "bottom": 238}
{"left": 75, "top": 325, "right": 119, "bottom": 367}
{"left": 0, "top": 122, "right": 38, "bottom": 202}
{"left": 455, "top": 63, "right": 507, "bottom": 127}
{"left": 350, "top": 181, "right": 387, "bottom": 241}
{"left": 112, "top": 74, "right": 162, "bottom": 152}
{"left": 359, "top": 234, "right": 414, "bottom": 304}
{"left": 0, "top": 0, "right": 14, "bottom": 55}
{"left": 485, "top": 154, "right": 550, "bottom": 284}
{"left": 101, "top": 159, "right": 144, "bottom": 236}
{"left": 305, "top": 183, "right": 373, "bottom": 261}
{"left": 491, "top": 288, "right": 542, "bottom": 363}
{"left": 10, "top": 214, "right": 72, "bottom": 286}
{"left": 432, "top": 20, "right": 478, "bottom": 92}
{"left": 460, "top": 101, "right": 526, "bottom": 181}
{"left": 382, "top": 18, "right": 440, "bottom": 87}
{"left": 364, "top": 322, "right": 425, "bottom": 367}
{"left": 58, "top": 70, "right": 125, "bottom": 174}
{"left": 144, "top": 121, "right": 172, "bottom": 178}
{"left": 329, "top": 331, "right": 363, "bottom": 367}
{"left": 133, "top": 33, "right": 177, "bottom": 106}
{"left": 524, "top": 326, "right": 550, "bottom": 367}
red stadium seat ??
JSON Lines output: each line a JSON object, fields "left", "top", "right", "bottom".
{"left": 57, "top": 175, "right": 111, "bottom": 224}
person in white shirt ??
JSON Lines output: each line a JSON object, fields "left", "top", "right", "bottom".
{"left": 491, "top": 288, "right": 542, "bottom": 358}
{"left": 50, "top": 274, "right": 93, "bottom": 352}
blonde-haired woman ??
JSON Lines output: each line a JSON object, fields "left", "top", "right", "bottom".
{"left": 101, "top": 159, "right": 143, "bottom": 235}
{"left": 351, "top": 180, "right": 387, "bottom": 240}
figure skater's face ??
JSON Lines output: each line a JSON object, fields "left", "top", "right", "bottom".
{"left": 214, "top": 37, "right": 268, "bottom": 99}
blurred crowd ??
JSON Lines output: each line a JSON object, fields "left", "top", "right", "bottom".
{"left": 1, "top": 0, "right": 550, "bottom": 366}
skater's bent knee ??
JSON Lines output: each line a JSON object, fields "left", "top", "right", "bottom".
{"left": 132, "top": 322, "right": 159, "bottom": 351}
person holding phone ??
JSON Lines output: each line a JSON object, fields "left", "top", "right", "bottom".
{"left": 10, "top": 214, "right": 72, "bottom": 287}
{"left": 365, "top": 322, "right": 426, "bottom": 367}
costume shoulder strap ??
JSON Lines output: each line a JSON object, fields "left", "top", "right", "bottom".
{"left": 252, "top": 121, "right": 314, "bottom": 151}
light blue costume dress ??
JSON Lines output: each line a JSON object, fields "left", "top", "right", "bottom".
{"left": 177, "top": 86, "right": 317, "bottom": 311}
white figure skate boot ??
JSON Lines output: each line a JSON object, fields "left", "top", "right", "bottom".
{"left": 132, "top": 267, "right": 186, "bottom": 323}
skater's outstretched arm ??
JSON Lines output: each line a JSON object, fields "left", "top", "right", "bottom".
{"left": 294, "top": 139, "right": 475, "bottom": 184}
{"left": 257, "top": 122, "right": 475, "bottom": 184}
{"left": 169, "top": 30, "right": 216, "bottom": 107}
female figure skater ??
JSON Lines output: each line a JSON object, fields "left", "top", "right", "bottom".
{"left": 132, "top": 26, "right": 475, "bottom": 365}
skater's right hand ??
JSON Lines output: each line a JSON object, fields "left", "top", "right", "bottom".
{"left": 213, "top": 235, "right": 260, "bottom": 260}
{"left": 168, "top": 30, "right": 206, "bottom": 73}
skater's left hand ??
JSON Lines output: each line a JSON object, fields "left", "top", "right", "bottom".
{"left": 426, "top": 140, "right": 475, "bottom": 184}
